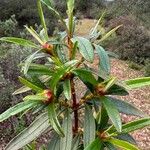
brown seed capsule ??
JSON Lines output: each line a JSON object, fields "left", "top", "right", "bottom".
{"left": 42, "top": 43, "right": 54, "bottom": 55}
{"left": 95, "top": 84, "right": 106, "bottom": 96}
{"left": 42, "top": 89, "right": 54, "bottom": 104}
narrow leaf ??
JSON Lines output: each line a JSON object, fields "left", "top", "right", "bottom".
{"left": 109, "top": 138, "right": 139, "bottom": 150}
{"left": 107, "top": 97, "right": 145, "bottom": 117}
{"left": 0, "top": 37, "right": 38, "bottom": 48}
{"left": 83, "top": 105, "right": 96, "bottom": 147}
{"left": 71, "top": 135, "right": 80, "bottom": 150}
{"left": 99, "top": 25, "right": 122, "bottom": 42}
{"left": 47, "top": 103, "right": 64, "bottom": 136}
{"left": 72, "top": 37, "right": 94, "bottom": 62}
{"left": 23, "top": 95, "right": 47, "bottom": 101}
{"left": 124, "top": 77, "right": 150, "bottom": 89}
{"left": 63, "top": 79, "right": 71, "bottom": 100}
{"left": 0, "top": 101, "right": 40, "bottom": 122}
{"left": 48, "top": 134, "right": 60, "bottom": 150}
{"left": 12, "top": 86, "right": 31, "bottom": 95}
{"left": 73, "top": 68, "right": 98, "bottom": 86}
{"left": 102, "top": 97, "right": 122, "bottom": 132}
{"left": 61, "top": 109, "right": 72, "bottom": 150}
{"left": 84, "top": 138, "right": 103, "bottom": 150}
{"left": 94, "top": 44, "right": 110, "bottom": 74}
{"left": 19, "top": 76, "right": 43, "bottom": 92}
{"left": 5, "top": 113, "right": 49, "bottom": 150}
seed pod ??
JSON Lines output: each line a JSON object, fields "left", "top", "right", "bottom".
{"left": 42, "top": 89, "right": 54, "bottom": 104}
{"left": 95, "top": 83, "right": 106, "bottom": 96}
{"left": 42, "top": 43, "right": 54, "bottom": 55}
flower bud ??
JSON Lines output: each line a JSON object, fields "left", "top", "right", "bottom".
{"left": 42, "top": 89, "right": 54, "bottom": 104}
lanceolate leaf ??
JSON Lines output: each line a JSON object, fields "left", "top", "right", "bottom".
{"left": 94, "top": 44, "right": 110, "bottom": 74}
{"left": 84, "top": 138, "right": 103, "bottom": 150}
{"left": 99, "top": 25, "right": 122, "bottom": 43}
{"left": 5, "top": 113, "right": 50, "bottom": 150}
{"left": 0, "top": 37, "right": 38, "bottom": 48}
{"left": 67, "top": 0, "right": 75, "bottom": 14}
{"left": 102, "top": 97, "right": 122, "bottom": 132}
{"left": 73, "top": 68, "right": 98, "bottom": 86}
{"left": 104, "top": 142, "right": 117, "bottom": 150}
{"left": 19, "top": 76, "right": 43, "bottom": 92}
{"left": 63, "top": 79, "right": 71, "bottom": 100}
{"left": 47, "top": 103, "right": 64, "bottom": 136}
{"left": 48, "top": 134, "right": 60, "bottom": 150}
{"left": 23, "top": 95, "right": 47, "bottom": 101}
{"left": 122, "top": 118, "right": 150, "bottom": 133}
{"left": 108, "top": 118, "right": 150, "bottom": 134}
{"left": 109, "top": 138, "right": 139, "bottom": 150}
{"left": 12, "top": 86, "right": 31, "bottom": 95}
{"left": 124, "top": 77, "right": 150, "bottom": 89}
{"left": 61, "top": 109, "right": 72, "bottom": 150}
{"left": 83, "top": 105, "right": 96, "bottom": 148}
{"left": 37, "top": 0, "right": 48, "bottom": 40}
{"left": 72, "top": 37, "right": 94, "bottom": 62}
{"left": 107, "top": 97, "right": 145, "bottom": 117}
{"left": 71, "top": 135, "right": 80, "bottom": 150}
{"left": 0, "top": 100, "right": 40, "bottom": 122}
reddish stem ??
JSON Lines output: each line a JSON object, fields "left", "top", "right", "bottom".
{"left": 71, "top": 79, "right": 78, "bottom": 133}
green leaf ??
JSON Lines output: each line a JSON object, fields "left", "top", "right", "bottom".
{"left": 23, "top": 50, "right": 41, "bottom": 75}
{"left": 0, "top": 37, "right": 38, "bottom": 48}
{"left": 99, "top": 25, "right": 122, "bottom": 42}
{"left": 72, "top": 37, "right": 94, "bottom": 62}
{"left": 109, "top": 118, "right": 150, "bottom": 134}
{"left": 73, "top": 68, "right": 98, "bottom": 86}
{"left": 28, "top": 64, "right": 53, "bottom": 76}
{"left": 102, "top": 97, "right": 122, "bottom": 132}
{"left": 12, "top": 86, "right": 31, "bottom": 95}
{"left": 83, "top": 105, "right": 96, "bottom": 148}
{"left": 25, "top": 26, "right": 44, "bottom": 45}
{"left": 23, "top": 95, "right": 47, "bottom": 101}
{"left": 107, "top": 97, "right": 145, "bottom": 117}
{"left": 116, "top": 133, "right": 136, "bottom": 145}
{"left": 63, "top": 79, "right": 71, "bottom": 100}
{"left": 122, "top": 118, "right": 150, "bottom": 133}
{"left": 71, "top": 135, "right": 80, "bottom": 150}
{"left": 5, "top": 113, "right": 49, "bottom": 150}
{"left": 0, "top": 100, "right": 40, "bottom": 122}
{"left": 37, "top": 0, "right": 48, "bottom": 40}
{"left": 60, "top": 109, "right": 72, "bottom": 150}
{"left": 49, "top": 67, "right": 67, "bottom": 92}
{"left": 124, "top": 77, "right": 150, "bottom": 89}
{"left": 94, "top": 44, "right": 110, "bottom": 74}
{"left": 48, "top": 133, "right": 60, "bottom": 150}
{"left": 67, "top": 0, "right": 74, "bottom": 14}
{"left": 107, "top": 83, "right": 129, "bottom": 96}
{"left": 109, "top": 138, "right": 139, "bottom": 150}
{"left": 19, "top": 76, "right": 43, "bottom": 92}
{"left": 104, "top": 142, "right": 117, "bottom": 150}
{"left": 47, "top": 103, "right": 64, "bottom": 136}
{"left": 84, "top": 138, "right": 103, "bottom": 150}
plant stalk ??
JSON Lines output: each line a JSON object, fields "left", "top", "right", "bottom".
{"left": 71, "top": 79, "right": 79, "bottom": 133}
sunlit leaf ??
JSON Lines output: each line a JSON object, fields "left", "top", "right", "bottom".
{"left": 5, "top": 113, "right": 49, "bottom": 150}
{"left": 72, "top": 37, "right": 94, "bottom": 62}
{"left": 0, "top": 37, "right": 38, "bottom": 48}
{"left": 109, "top": 138, "right": 139, "bottom": 150}
{"left": 124, "top": 77, "right": 150, "bottom": 89}
{"left": 47, "top": 103, "right": 64, "bottom": 136}
{"left": 63, "top": 79, "right": 71, "bottom": 100}
{"left": 0, "top": 101, "right": 40, "bottom": 122}
{"left": 83, "top": 105, "right": 96, "bottom": 147}
{"left": 60, "top": 109, "right": 72, "bottom": 150}
{"left": 102, "top": 96, "right": 122, "bottom": 132}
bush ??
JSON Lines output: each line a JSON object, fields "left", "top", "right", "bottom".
{"left": 106, "top": 15, "right": 150, "bottom": 64}
{"left": 0, "top": 15, "right": 18, "bottom": 37}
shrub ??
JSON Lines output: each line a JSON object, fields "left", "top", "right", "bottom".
{"left": 106, "top": 15, "right": 150, "bottom": 64}
{"left": 0, "top": 15, "right": 18, "bottom": 37}
{"left": 0, "top": 1, "right": 150, "bottom": 150}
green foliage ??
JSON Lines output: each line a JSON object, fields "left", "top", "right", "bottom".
{"left": 0, "top": 1, "right": 150, "bottom": 150}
